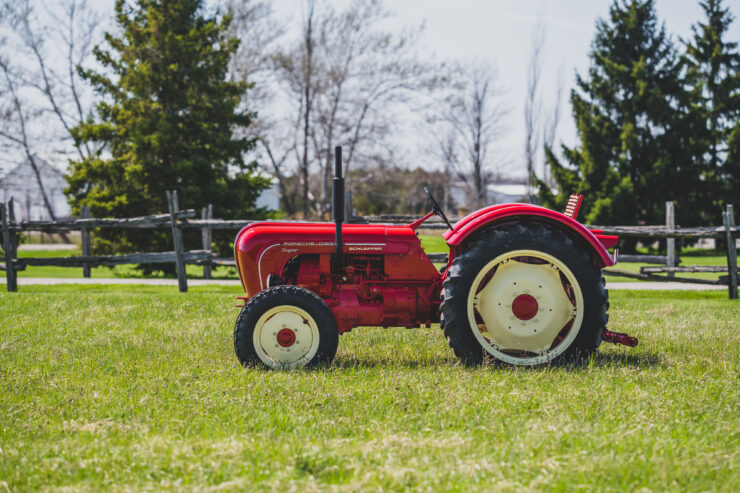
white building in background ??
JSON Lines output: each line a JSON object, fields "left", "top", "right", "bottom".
{"left": 255, "top": 178, "right": 280, "bottom": 211}
{"left": 448, "top": 178, "right": 530, "bottom": 211}
{"left": 0, "top": 156, "right": 70, "bottom": 220}
{"left": 486, "top": 182, "right": 530, "bottom": 204}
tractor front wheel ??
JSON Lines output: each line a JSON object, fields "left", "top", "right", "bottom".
{"left": 440, "top": 223, "right": 609, "bottom": 366}
{"left": 234, "top": 285, "right": 339, "bottom": 369}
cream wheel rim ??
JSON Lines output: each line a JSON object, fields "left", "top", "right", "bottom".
{"left": 252, "top": 305, "right": 320, "bottom": 368}
{"left": 466, "top": 249, "right": 584, "bottom": 365}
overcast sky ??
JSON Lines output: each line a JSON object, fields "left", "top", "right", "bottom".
{"left": 4, "top": 0, "right": 738, "bottom": 179}
{"left": 271, "top": 0, "right": 740, "bottom": 177}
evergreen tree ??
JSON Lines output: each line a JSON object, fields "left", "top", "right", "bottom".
{"left": 538, "top": 0, "right": 699, "bottom": 230}
{"left": 66, "top": 0, "right": 269, "bottom": 263}
{"left": 683, "top": 0, "right": 740, "bottom": 215}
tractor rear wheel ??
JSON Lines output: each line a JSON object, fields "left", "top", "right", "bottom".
{"left": 440, "top": 223, "right": 609, "bottom": 366}
{"left": 234, "top": 285, "right": 339, "bottom": 369}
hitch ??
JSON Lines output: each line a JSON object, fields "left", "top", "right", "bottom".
{"left": 602, "top": 329, "right": 638, "bottom": 347}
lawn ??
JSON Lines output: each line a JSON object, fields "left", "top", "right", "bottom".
{"left": 1, "top": 286, "right": 738, "bottom": 491}
{"left": 604, "top": 247, "right": 731, "bottom": 283}
{"left": 16, "top": 247, "right": 240, "bottom": 279}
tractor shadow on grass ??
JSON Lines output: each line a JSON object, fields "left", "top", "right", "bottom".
{"left": 331, "top": 354, "right": 458, "bottom": 369}
{"left": 330, "top": 349, "right": 664, "bottom": 370}
{"left": 550, "top": 350, "right": 665, "bottom": 370}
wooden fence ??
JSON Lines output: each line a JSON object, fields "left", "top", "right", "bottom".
{"left": 1, "top": 193, "right": 737, "bottom": 299}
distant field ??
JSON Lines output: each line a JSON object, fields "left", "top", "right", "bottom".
{"left": 16, "top": 247, "right": 239, "bottom": 279}
{"left": 604, "top": 247, "right": 730, "bottom": 283}
{"left": 418, "top": 236, "right": 734, "bottom": 284}
{"left": 13, "top": 237, "right": 732, "bottom": 286}
{"left": 1, "top": 285, "right": 737, "bottom": 491}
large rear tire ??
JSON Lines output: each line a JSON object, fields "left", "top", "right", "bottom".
{"left": 440, "top": 223, "right": 609, "bottom": 366}
{"left": 234, "top": 285, "right": 339, "bottom": 369}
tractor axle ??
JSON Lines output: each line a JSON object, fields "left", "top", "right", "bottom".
{"left": 602, "top": 329, "right": 638, "bottom": 347}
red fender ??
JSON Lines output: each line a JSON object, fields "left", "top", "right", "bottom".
{"left": 443, "top": 204, "right": 617, "bottom": 267}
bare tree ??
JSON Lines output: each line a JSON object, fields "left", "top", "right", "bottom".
{"left": 437, "top": 64, "right": 509, "bottom": 209}
{"left": 0, "top": 58, "right": 60, "bottom": 221}
{"left": 524, "top": 17, "right": 565, "bottom": 193}
{"left": 250, "top": 0, "right": 436, "bottom": 218}
{"left": 542, "top": 64, "right": 565, "bottom": 185}
{"left": 225, "top": 0, "right": 284, "bottom": 101}
{"left": 309, "top": 0, "right": 434, "bottom": 215}
{"left": 524, "top": 19, "right": 545, "bottom": 200}
{"left": 0, "top": 0, "right": 103, "bottom": 222}
{"left": 268, "top": 0, "right": 318, "bottom": 218}
{"left": 225, "top": 0, "right": 300, "bottom": 213}
{"left": 435, "top": 127, "right": 460, "bottom": 211}
{"left": 299, "top": 3, "right": 316, "bottom": 219}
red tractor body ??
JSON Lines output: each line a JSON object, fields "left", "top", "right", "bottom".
{"left": 234, "top": 204, "right": 618, "bottom": 334}
{"left": 443, "top": 203, "right": 618, "bottom": 260}
{"left": 235, "top": 222, "right": 441, "bottom": 333}
{"left": 232, "top": 146, "right": 632, "bottom": 369}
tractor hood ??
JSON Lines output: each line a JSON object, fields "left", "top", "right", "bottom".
{"left": 234, "top": 222, "right": 424, "bottom": 295}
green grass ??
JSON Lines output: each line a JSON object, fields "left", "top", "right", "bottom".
{"left": 604, "top": 251, "right": 730, "bottom": 282}
{"left": 15, "top": 237, "right": 732, "bottom": 284}
{"left": 16, "top": 247, "right": 239, "bottom": 279}
{"left": 1, "top": 286, "right": 738, "bottom": 491}
{"left": 420, "top": 234, "right": 449, "bottom": 254}
{"left": 14, "top": 236, "right": 451, "bottom": 279}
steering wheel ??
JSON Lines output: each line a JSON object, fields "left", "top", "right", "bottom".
{"left": 424, "top": 186, "right": 453, "bottom": 230}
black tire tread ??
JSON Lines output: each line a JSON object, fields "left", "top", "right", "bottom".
{"left": 439, "top": 223, "right": 609, "bottom": 366}
{"left": 234, "top": 285, "right": 339, "bottom": 368}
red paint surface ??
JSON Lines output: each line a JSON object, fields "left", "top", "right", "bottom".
{"left": 234, "top": 222, "right": 442, "bottom": 333}
{"left": 276, "top": 328, "right": 296, "bottom": 347}
{"left": 602, "top": 330, "right": 639, "bottom": 347}
{"left": 512, "top": 294, "right": 539, "bottom": 320}
{"left": 443, "top": 204, "right": 617, "bottom": 267}
{"left": 234, "top": 203, "right": 619, "bottom": 334}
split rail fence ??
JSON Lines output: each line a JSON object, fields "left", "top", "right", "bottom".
{"left": 1, "top": 193, "right": 737, "bottom": 299}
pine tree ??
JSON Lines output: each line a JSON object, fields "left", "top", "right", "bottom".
{"left": 683, "top": 0, "right": 740, "bottom": 214}
{"left": 66, "top": 0, "right": 269, "bottom": 263}
{"left": 538, "top": 0, "right": 699, "bottom": 230}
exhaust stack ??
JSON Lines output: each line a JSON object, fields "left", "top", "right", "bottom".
{"left": 333, "top": 146, "right": 345, "bottom": 265}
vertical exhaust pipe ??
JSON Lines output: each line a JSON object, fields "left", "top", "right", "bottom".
{"left": 333, "top": 146, "right": 345, "bottom": 265}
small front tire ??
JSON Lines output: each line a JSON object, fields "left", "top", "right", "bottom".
{"left": 234, "top": 286, "right": 339, "bottom": 369}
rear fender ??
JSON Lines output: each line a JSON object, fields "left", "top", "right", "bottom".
{"left": 444, "top": 204, "right": 617, "bottom": 267}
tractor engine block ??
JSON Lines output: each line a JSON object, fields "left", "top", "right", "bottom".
{"left": 285, "top": 254, "right": 438, "bottom": 333}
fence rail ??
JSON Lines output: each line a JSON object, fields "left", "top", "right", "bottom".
{"left": 1, "top": 194, "right": 737, "bottom": 298}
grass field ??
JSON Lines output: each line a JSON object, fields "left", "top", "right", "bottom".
{"left": 1, "top": 285, "right": 738, "bottom": 491}
{"left": 604, "top": 247, "right": 731, "bottom": 282}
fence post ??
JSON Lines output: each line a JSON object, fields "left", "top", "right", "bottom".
{"left": 81, "top": 206, "right": 91, "bottom": 277}
{"left": 8, "top": 198, "right": 18, "bottom": 287}
{"left": 8, "top": 197, "right": 17, "bottom": 260}
{"left": 1, "top": 201, "right": 18, "bottom": 292}
{"left": 166, "top": 191, "right": 188, "bottom": 293}
{"left": 723, "top": 204, "right": 737, "bottom": 300}
{"left": 666, "top": 201, "right": 675, "bottom": 278}
{"left": 201, "top": 204, "right": 212, "bottom": 279}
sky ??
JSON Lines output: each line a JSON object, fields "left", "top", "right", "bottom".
{"left": 3, "top": 0, "right": 738, "bottom": 178}
{"left": 270, "top": 0, "right": 740, "bottom": 178}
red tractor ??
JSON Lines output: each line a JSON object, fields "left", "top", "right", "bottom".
{"left": 233, "top": 147, "right": 636, "bottom": 369}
